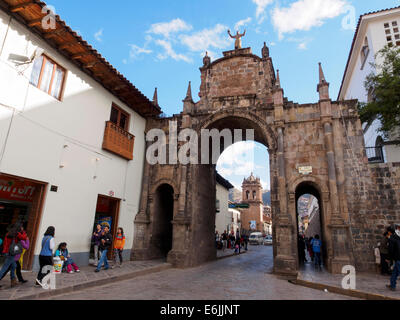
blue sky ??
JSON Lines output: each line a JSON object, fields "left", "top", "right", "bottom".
{"left": 48, "top": 0, "right": 399, "bottom": 190}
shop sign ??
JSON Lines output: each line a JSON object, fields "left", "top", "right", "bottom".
{"left": 0, "top": 178, "right": 36, "bottom": 203}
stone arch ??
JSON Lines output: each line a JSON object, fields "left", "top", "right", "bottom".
{"left": 150, "top": 178, "right": 179, "bottom": 198}
{"left": 197, "top": 108, "right": 278, "bottom": 152}
{"left": 287, "top": 175, "right": 329, "bottom": 196}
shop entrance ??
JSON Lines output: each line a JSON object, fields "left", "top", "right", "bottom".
{"left": 91, "top": 195, "right": 120, "bottom": 260}
{"left": 0, "top": 174, "right": 47, "bottom": 270}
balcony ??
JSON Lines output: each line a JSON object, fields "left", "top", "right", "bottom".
{"left": 102, "top": 121, "right": 135, "bottom": 160}
{"left": 366, "top": 146, "right": 384, "bottom": 164}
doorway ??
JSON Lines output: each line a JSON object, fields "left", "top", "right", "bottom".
{"left": 152, "top": 184, "right": 174, "bottom": 258}
{"left": 295, "top": 182, "right": 324, "bottom": 269}
{"left": 92, "top": 195, "right": 120, "bottom": 260}
{"left": 0, "top": 173, "right": 47, "bottom": 270}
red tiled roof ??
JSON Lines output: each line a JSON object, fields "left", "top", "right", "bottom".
{"left": 337, "top": 6, "right": 400, "bottom": 100}
{"left": 0, "top": 0, "right": 161, "bottom": 117}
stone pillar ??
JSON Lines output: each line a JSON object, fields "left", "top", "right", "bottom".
{"left": 168, "top": 165, "right": 191, "bottom": 267}
{"left": 323, "top": 120, "right": 354, "bottom": 273}
{"left": 132, "top": 144, "right": 152, "bottom": 261}
{"left": 273, "top": 125, "right": 297, "bottom": 277}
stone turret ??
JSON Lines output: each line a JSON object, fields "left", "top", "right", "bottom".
{"left": 152, "top": 87, "right": 159, "bottom": 107}
{"left": 317, "top": 62, "right": 330, "bottom": 101}
{"left": 183, "top": 81, "right": 195, "bottom": 114}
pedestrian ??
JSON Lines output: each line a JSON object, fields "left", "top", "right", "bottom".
{"left": 55, "top": 242, "right": 80, "bottom": 274}
{"left": 215, "top": 231, "right": 220, "bottom": 249}
{"left": 36, "top": 226, "right": 55, "bottom": 287}
{"left": 112, "top": 227, "right": 125, "bottom": 269}
{"left": 229, "top": 231, "right": 235, "bottom": 249}
{"left": 244, "top": 234, "right": 248, "bottom": 251}
{"left": 234, "top": 237, "right": 241, "bottom": 254}
{"left": 379, "top": 231, "right": 391, "bottom": 275}
{"left": 311, "top": 234, "right": 322, "bottom": 268}
{"left": 0, "top": 224, "right": 29, "bottom": 284}
{"left": 0, "top": 223, "right": 25, "bottom": 288}
{"left": 221, "top": 231, "right": 227, "bottom": 252}
{"left": 307, "top": 236, "right": 314, "bottom": 261}
{"left": 298, "top": 235, "right": 306, "bottom": 264}
{"left": 387, "top": 225, "right": 400, "bottom": 291}
{"left": 236, "top": 228, "right": 240, "bottom": 242}
{"left": 95, "top": 225, "right": 112, "bottom": 273}
{"left": 91, "top": 224, "right": 103, "bottom": 266}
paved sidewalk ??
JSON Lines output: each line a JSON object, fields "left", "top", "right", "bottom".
{"left": 0, "top": 259, "right": 170, "bottom": 300}
{"left": 0, "top": 250, "right": 245, "bottom": 300}
{"left": 297, "top": 262, "right": 400, "bottom": 300}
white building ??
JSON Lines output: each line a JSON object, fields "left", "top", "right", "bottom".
{"left": 338, "top": 6, "right": 400, "bottom": 163}
{"left": 0, "top": 1, "right": 160, "bottom": 270}
{"left": 215, "top": 173, "right": 234, "bottom": 234}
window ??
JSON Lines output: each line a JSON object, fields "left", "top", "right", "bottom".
{"left": 30, "top": 55, "right": 66, "bottom": 100}
{"left": 360, "top": 37, "right": 370, "bottom": 70}
{"left": 109, "top": 104, "right": 130, "bottom": 131}
{"left": 393, "top": 21, "right": 398, "bottom": 27}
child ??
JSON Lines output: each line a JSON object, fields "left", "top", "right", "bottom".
{"left": 55, "top": 242, "right": 80, "bottom": 274}
{"left": 112, "top": 228, "right": 125, "bottom": 268}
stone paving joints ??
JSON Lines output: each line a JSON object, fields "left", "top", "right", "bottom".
{"left": 1, "top": 247, "right": 399, "bottom": 300}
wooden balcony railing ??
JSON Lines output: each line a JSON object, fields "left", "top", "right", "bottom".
{"left": 102, "top": 121, "right": 135, "bottom": 160}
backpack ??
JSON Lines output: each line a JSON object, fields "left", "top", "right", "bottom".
{"left": 9, "top": 239, "right": 23, "bottom": 256}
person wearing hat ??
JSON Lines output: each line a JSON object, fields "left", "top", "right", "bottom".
{"left": 387, "top": 225, "right": 400, "bottom": 291}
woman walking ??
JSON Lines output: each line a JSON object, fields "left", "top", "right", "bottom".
{"left": 112, "top": 227, "right": 125, "bottom": 268}
{"left": 36, "top": 226, "right": 55, "bottom": 286}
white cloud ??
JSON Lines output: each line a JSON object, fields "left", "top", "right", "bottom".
{"left": 155, "top": 39, "right": 192, "bottom": 63}
{"left": 298, "top": 42, "right": 308, "bottom": 50}
{"left": 147, "top": 18, "right": 193, "bottom": 38}
{"left": 234, "top": 17, "right": 252, "bottom": 31}
{"left": 94, "top": 28, "right": 103, "bottom": 42}
{"left": 271, "top": 0, "right": 348, "bottom": 39}
{"left": 180, "top": 24, "right": 231, "bottom": 55}
{"left": 129, "top": 44, "right": 152, "bottom": 59}
{"left": 252, "top": 0, "right": 274, "bottom": 24}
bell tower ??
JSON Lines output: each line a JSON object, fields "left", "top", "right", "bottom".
{"left": 241, "top": 173, "right": 264, "bottom": 233}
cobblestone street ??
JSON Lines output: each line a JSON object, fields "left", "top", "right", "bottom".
{"left": 50, "top": 245, "right": 355, "bottom": 300}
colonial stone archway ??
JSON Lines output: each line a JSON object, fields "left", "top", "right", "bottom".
{"left": 133, "top": 44, "right": 366, "bottom": 275}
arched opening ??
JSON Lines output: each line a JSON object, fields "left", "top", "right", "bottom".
{"left": 152, "top": 184, "right": 174, "bottom": 258}
{"left": 196, "top": 113, "right": 275, "bottom": 267}
{"left": 295, "top": 182, "right": 325, "bottom": 270}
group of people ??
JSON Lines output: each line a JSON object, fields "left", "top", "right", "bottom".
{"left": 376, "top": 225, "right": 400, "bottom": 291}
{"left": 91, "top": 224, "right": 126, "bottom": 272}
{"left": 215, "top": 229, "right": 249, "bottom": 254}
{"left": 0, "top": 222, "right": 126, "bottom": 288}
{"left": 298, "top": 234, "right": 323, "bottom": 268}
{"left": 0, "top": 222, "right": 30, "bottom": 288}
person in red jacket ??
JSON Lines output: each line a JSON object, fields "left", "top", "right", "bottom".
{"left": 0, "top": 223, "right": 23, "bottom": 288}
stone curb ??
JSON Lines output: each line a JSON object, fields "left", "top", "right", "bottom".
{"left": 13, "top": 263, "right": 172, "bottom": 300}
{"left": 289, "top": 279, "right": 400, "bottom": 301}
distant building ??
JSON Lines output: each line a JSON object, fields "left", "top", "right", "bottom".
{"left": 215, "top": 173, "right": 234, "bottom": 234}
{"left": 338, "top": 6, "right": 400, "bottom": 163}
{"left": 240, "top": 173, "right": 266, "bottom": 234}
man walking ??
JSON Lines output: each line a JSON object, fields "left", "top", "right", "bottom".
{"left": 387, "top": 225, "right": 400, "bottom": 291}
{"left": 95, "top": 225, "right": 112, "bottom": 273}
{"left": 311, "top": 235, "right": 322, "bottom": 268}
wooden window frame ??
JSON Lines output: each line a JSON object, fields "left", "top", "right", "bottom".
{"left": 110, "top": 103, "right": 130, "bottom": 131}
{"left": 31, "top": 54, "right": 66, "bottom": 101}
